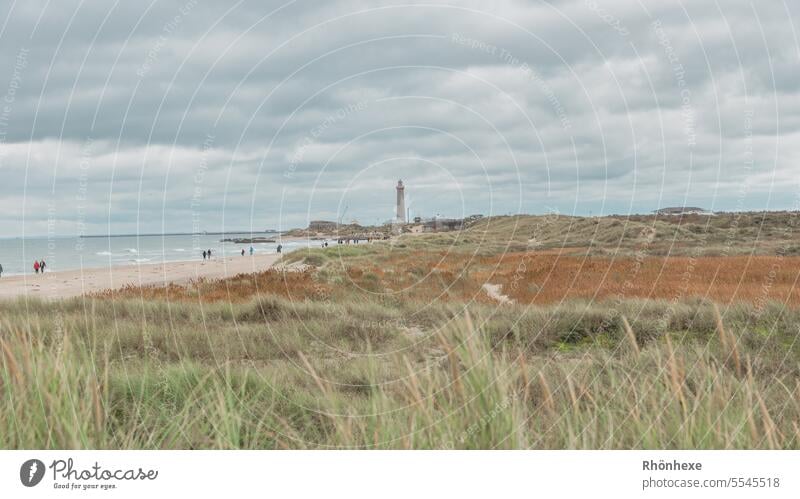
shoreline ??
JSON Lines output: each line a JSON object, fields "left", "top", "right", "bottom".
{"left": 0, "top": 253, "right": 283, "bottom": 300}
{"left": 0, "top": 235, "right": 325, "bottom": 279}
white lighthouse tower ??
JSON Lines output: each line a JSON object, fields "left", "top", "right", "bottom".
{"left": 396, "top": 179, "right": 406, "bottom": 223}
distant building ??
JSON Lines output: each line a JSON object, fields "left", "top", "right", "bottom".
{"left": 423, "top": 216, "right": 463, "bottom": 232}
{"left": 654, "top": 207, "right": 711, "bottom": 216}
{"left": 463, "top": 214, "right": 484, "bottom": 226}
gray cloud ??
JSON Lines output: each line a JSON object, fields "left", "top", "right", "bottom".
{"left": 0, "top": 0, "right": 798, "bottom": 234}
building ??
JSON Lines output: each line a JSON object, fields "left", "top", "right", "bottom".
{"left": 396, "top": 180, "right": 406, "bottom": 223}
{"left": 463, "top": 214, "right": 484, "bottom": 226}
{"left": 654, "top": 207, "right": 711, "bottom": 216}
{"left": 423, "top": 216, "right": 463, "bottom": 232}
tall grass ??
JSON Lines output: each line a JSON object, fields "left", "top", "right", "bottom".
{"left": 2, "top": 294, "right": 799, "bottom": 449}
{"left": 285, "top": 244, "right": 800, "bottom": 307}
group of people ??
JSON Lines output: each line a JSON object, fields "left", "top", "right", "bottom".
{"left": 204, "top": 244, "right": 285, "bottom": 260}
{"left": 242, "top": 245, "right": 282, "bottom": 254}
{"left": 33, "top": 259, "right": 47, "bottom": 273}
{"left": 336, "top": 238, "right": 370, "bottom": 245}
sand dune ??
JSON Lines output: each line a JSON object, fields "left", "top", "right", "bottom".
{"left": 0, "top": 253, "right": 282, "bottom": 299}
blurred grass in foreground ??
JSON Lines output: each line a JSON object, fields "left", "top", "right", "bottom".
{"left": 2, "top": 293, "right": 799, "bottom": 449}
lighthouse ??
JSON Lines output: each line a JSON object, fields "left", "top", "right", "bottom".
{"left": 396, "top": 179, "right": 406, "bottom": 223}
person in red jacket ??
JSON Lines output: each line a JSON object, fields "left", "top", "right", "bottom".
{"left": 33, "top": 260, "right": 40, "bottom": 274}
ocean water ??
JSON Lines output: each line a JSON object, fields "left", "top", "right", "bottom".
{"left": 0, "top": 233, "right": 324, "bottom": 276}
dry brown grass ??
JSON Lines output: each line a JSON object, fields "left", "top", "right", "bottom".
{"left": 94, "top": 245, "right": 800, "bottom": 310}
{"left": 91, "top": 269, "right": 327, "bottom": 303}
{"left": 306, "top": 248, "right": 800, "bottom": 308}
{"left": 485, "top": 253, "right": 800, "bottom": 306}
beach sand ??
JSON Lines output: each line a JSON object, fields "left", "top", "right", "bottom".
{"left": 0, "top": 253, "right": 282, "bottom": 300}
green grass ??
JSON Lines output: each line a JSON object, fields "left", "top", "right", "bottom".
{"left": 396, "top": 211, "right": 800, "bottom": 256}
{"left": 2, "top": 293, "right": 799, "bottom": 449}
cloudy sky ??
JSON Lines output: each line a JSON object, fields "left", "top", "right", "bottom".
{"left": 0, "top": 0, "right": 798, "bottom": 236}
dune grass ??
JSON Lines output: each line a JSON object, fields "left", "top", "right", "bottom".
{"left": 283, "top": 242, "right": 800, "bottom": 308}
{"left": 2, "top": 291, "right": 799, "bottom": 449}
{"left": 389, "top": 211, "right": 800, "bottom": 256}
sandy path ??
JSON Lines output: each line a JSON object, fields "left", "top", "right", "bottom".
{"left": 0, "top": 253, "right": 282, "bottom": 300}
{"left": 482, "top": 283, "right": 514, "bottom": 305}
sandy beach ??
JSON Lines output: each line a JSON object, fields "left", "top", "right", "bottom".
{"left": 0, "top": 253, "right": 282, "bottom": 300}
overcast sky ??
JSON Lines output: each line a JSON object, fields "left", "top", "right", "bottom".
{"left": 0, "top": 0, "right": 798, "bottom": 235}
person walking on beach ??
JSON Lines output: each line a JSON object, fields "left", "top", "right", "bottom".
{"left": 249, "top": 246, "right": 254, "bottom": 256}
{"left": 0, "top": 263, "right": 3, "bottom": 278}
{"left": 276, "top": 244, "right": 282, "bottom": 254}
{"left": 33, "top": 260, "right": 40, "bottom": 274}
{"left": 241, "top": 248, "right": 245, "bottom": 256}
{"left": 202, "top": 250, "right": 207, "bottom": 260}
{"left": 207, "top": 249, "right": 212, "bottom": 259}
{"left": 40, "top": 260, "right": 46, "bottom": 273}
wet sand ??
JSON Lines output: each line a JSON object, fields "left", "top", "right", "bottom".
{"left": 0, "top": 253, "right": 282, "bottom": 300}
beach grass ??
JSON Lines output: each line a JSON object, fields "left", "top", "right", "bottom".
{"left": 367, "top": 211, "right": 800, "bottom": 257}
{"left": 2, "top": 291, "right": 799, "bottom": 449}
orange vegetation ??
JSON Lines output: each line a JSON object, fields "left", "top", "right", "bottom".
{"left": 484, "top": 253, "right": 800, "bottom": 306}
{"left": 95, "top": 250, "right": 800, "bottom": 308}
{"left": 344, "top": 250, "right": 800, "bottom": 307}
{"left": 92, "top": 269, "right": 327, "bottom": 303}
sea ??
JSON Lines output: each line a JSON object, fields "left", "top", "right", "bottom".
{"left": 0, "top": 232, "right": 326, "bottom": 276}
